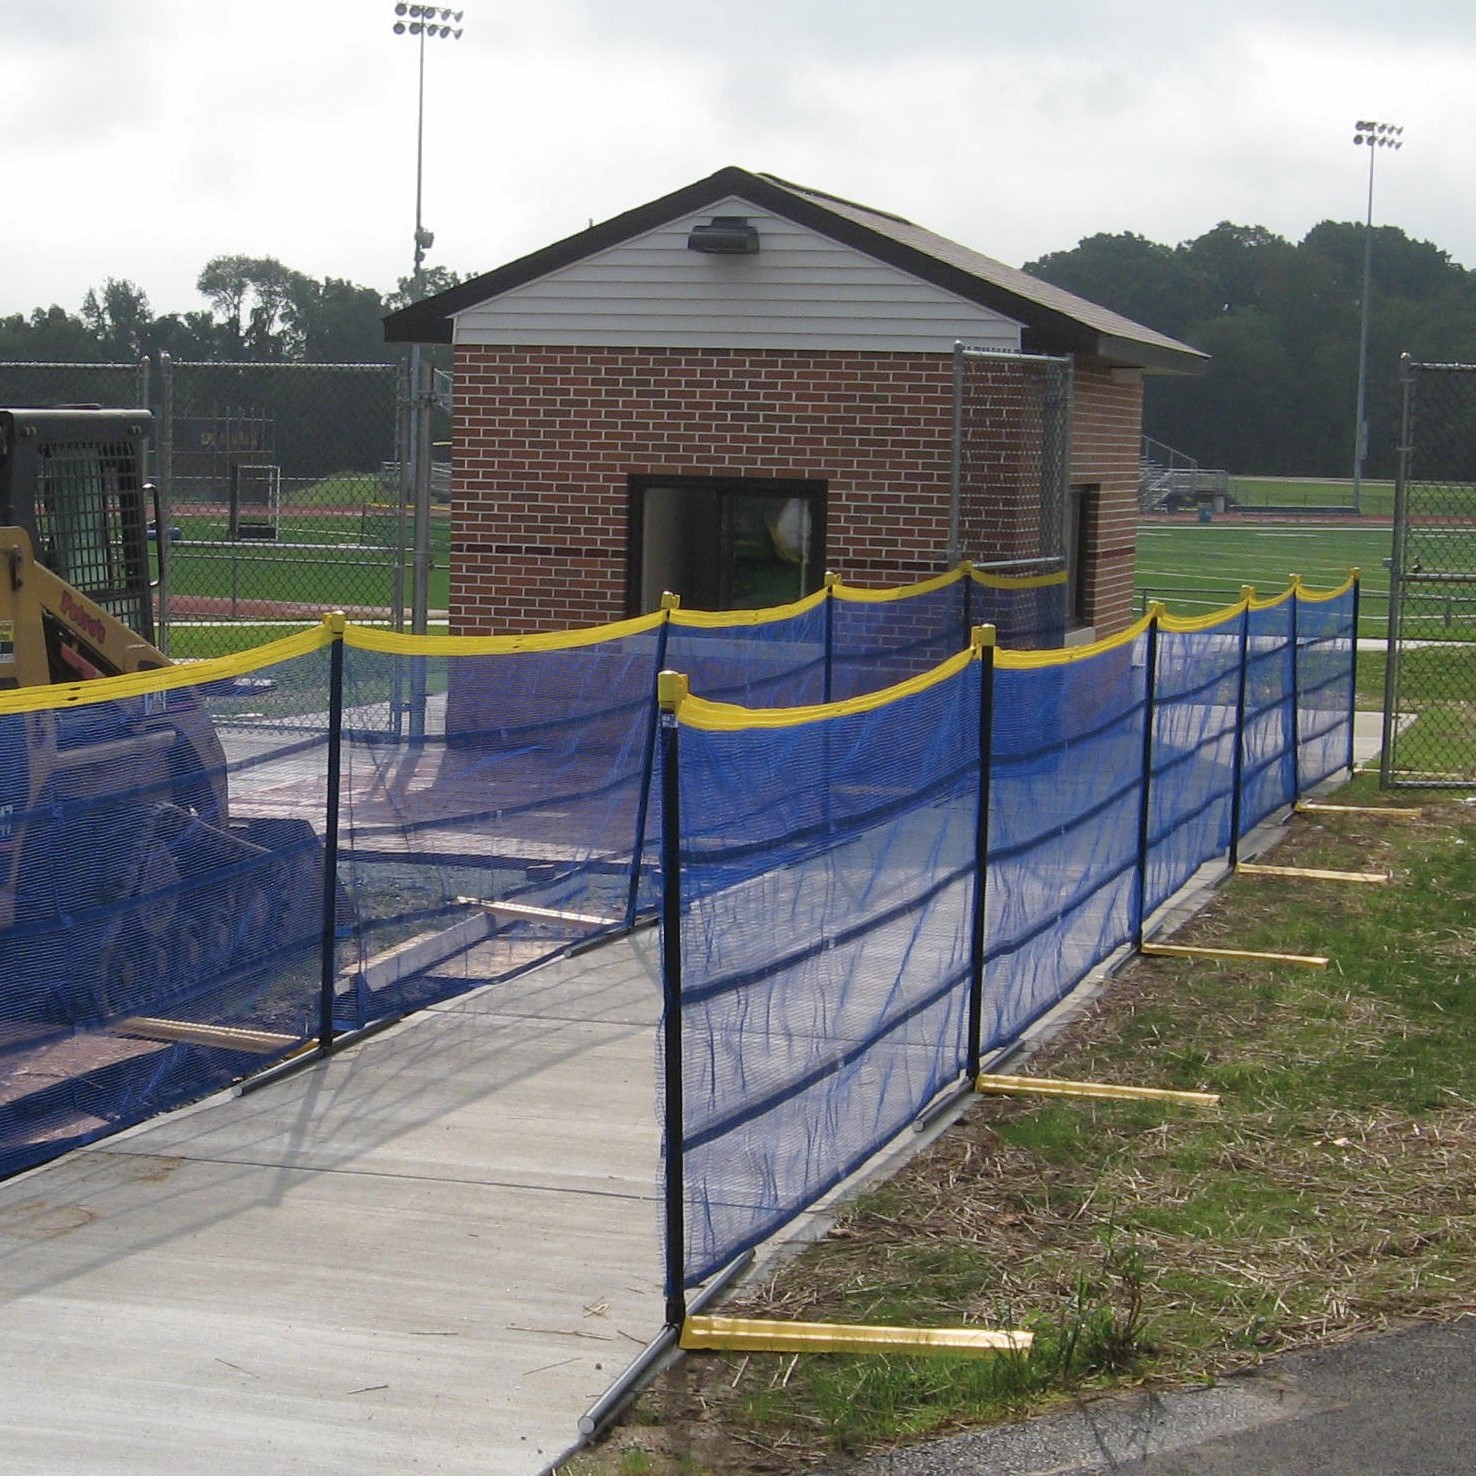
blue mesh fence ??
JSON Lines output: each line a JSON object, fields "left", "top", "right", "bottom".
{"left": 667, "top": 597, "right": 829, "bottom": 708}
{"left": 983, "top": 638, "right": 1148, "bottom": 1054}
{"left": 663, "top": 578, "right": 1357, "bottom": 1294}
{"left": 1240, "top": 597, "right": 1299, "bottom": 832}
{"left": 966, "top": 569, "right": 1069, "bottom": 651}
{"left": 1144, "top": 612, "right": 1244, "bottom": 917}
{"left": 0, "top": 574, "right": 1355, "bottom": 1232}
{"left": 0, "top": 632, "right": 334, "bottom": 1178}
{"left": 334, "top": 621, "right": 670, "bottom": 1026}
{"left": 1295, "top": 584, "right": 1359, "bottom": 794}
{"left": 668, "top": 655, "right": 981, "bottom": 1284}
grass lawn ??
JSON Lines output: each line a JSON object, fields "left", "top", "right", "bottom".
{"left": 566, "top": 783, "right": 1476, "bottom": 1473}
{"left": 1229, "top": 477, "right": 1396, "bottom": 517}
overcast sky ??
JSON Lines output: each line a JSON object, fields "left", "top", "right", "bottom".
{"left": 3, "top": 1, "right": 1471, "bottom": 320}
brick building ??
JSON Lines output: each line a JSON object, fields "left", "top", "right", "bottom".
{"left": 385, "top": 167, "right": 1204, "bottom": 638}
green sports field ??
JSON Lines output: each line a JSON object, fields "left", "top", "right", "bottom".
{"left": 1136, "top": 522, "right": 1391, "bottom": 633}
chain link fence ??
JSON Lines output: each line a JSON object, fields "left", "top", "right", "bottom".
{"left": 0, "top": 355, "right": 436, "bottom": 660}
{"left": 950, "top": 347, "right": 1070, "bottom": 568}
{"left": 950, "top": 346, "right": 1072, "bottom": 638}
{"left": 0, "top": 360, "right": 150, "bottom": 416}
{"left": 158, "top": 357, "right": 420, "bottom": 657}
{"left": 1381, "top": 357, "right": 1476, "bottom": 786}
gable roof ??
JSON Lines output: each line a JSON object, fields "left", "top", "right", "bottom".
{"left": 383, "top": 166, "right": 1207, "bottom": 375}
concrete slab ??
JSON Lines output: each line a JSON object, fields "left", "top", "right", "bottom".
{"left": 0, "top": 932, "right": 667, "bottom": 1475}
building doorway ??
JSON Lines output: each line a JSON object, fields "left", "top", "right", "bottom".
{"left": 628, "top": 476, "right": 826, "bottom": 614}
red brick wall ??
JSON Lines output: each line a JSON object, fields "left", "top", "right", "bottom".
{"left": 451, "top": 345, "right": 1142, "bottom": 636}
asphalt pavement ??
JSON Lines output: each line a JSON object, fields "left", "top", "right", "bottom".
{"left": 835, "top": 1317, "right": 1476, "bottom": 1475}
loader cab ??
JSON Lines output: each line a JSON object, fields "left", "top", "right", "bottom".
{"left": 0, "top": 408, "right": 156, "bottom": 644}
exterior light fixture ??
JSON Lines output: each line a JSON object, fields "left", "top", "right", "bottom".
{"left": 687, "top": 216, "right": 761, "bottom": 255}
{"left": 1350, "top": 119, "right": 1404, "bottom": 515}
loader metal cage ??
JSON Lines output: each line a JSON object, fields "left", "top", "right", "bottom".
{"left": 0, "top": 409, "right": 156, "bottom": 643}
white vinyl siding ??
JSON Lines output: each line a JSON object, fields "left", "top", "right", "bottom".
{"left": 452, "top": 198, "right": 1022, "bottom": 353}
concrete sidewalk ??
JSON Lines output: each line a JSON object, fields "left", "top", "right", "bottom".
{"left": 0, "top": 933, "right": 667, "bottom": 1474}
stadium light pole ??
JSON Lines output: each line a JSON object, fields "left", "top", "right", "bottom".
{"left": 1351, "top": 119, "right": 1403, "bottom": 517}
{"left": 391, "top": 3, "right": 464, "bottom": 667}
{"left": 392, "top": 4, "right": 465, "bottom": 296}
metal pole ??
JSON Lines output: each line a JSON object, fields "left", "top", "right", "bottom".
{"left": 966, "top": 625, "right": 996, "bottom": 1080}
{"left": 409, "top": 352, "right": 433, "bottom": 739}
{"left": 822, "top": 571, "right": 837, "bottom": 704}
{"left": 1352, "top": 142, "right": 1376, "bottom": 517}
{"left": 1381, "top": 355, "right": 1416, "bottom": 788}
{"left": 1290, "top": 576, "right": 1306, "bottom": 806}
{"left": 657, "top": 669, "right": 689, "bottom": 1329}
{"left": 156, "top": 351, "right": 173, "bottom": 654}
{"left": 1228, "top": 591, "right": 1253, "bottom": 868}
{"left": 414, "top": 27, "right": 427, "bottom": 282}
{"left": 393, "top": 356, "right": 412, "bottom": 634}
{"left": 1131, "top": 605, "right": 1162, "bottom": 951}
{"left": 411, "top": 350, "right": 433, "bottom": 635}
{"left": 318, "top": 612, "right": 347, "bottom": 1052}
{"left": 624, "top": 610, "right": 674, "bottom": 928}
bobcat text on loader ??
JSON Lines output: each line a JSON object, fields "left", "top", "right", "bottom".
{"left": 0, "top": 407, "right": 320, "bottom": 1033}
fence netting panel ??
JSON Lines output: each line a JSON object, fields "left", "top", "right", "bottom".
{"left": 667, "top": 600, "right": 828, "bottom": 709}
{"left": 333, "top": 626, "right": 665, "bottom": 1025}
{"left": 1296, "top": 584, "right": 1357, "bottom": 794}
{"left": 1239, "top": 598, "right": 1297, "bottom": 834}
{"left": 969, "top": 570, "right": 1068, "bottom": 651}
{"left": 0, "top": 638, "right": 333, "bottom": 1178}
{"left": 982, "top": 637, "right": 1148, "bottom": 1051}
{"left": 674, "top": 661, "right": 979, "bottom": 1284}
{"left": 828, "top": 577, "right": 969, "bottom": 700}
{"left": 1145, "top": 615, "right": 1242, "bottom": 916}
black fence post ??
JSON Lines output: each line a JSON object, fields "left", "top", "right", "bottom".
{"left": 318, "top": 611, "right": 347, "bottom": 1053}
{"left": 1228, "top": 590, "right": 1253, "bottom": 869}
{"left": 1132, "top": 604, "right": 1163, "bottom": 952}
{"left": 1288, "top": 575, "right": 1302, "bottom": 805}
{"left": 966, "top": 624, "right": 996, "bottom": 1082}
{"left": 823, "top": 572, "right": 837, "bottom": 704}
{"left": 657, "top": 668, "right": 689, "bottom": 1330}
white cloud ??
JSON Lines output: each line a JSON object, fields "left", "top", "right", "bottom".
{"left": 1, "top": 0, "right": 1472, "bottom": 318}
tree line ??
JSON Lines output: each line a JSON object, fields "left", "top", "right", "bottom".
{"left": 4, "top": 224, "right": 1474, "bottom": 477}
{"left": 1026, "top": 221, "right": 1476, "bottom": 478}
{"left": 0, "top": 257, "right": 463, "bottom": 368}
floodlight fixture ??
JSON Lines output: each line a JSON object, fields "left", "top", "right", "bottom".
{"left": 1350, "top": 118, "right": 1404, "bottom": 514}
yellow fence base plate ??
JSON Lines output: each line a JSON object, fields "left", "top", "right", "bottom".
{"left": 1295, "top": 802, "right": 1421, "bottom": 818}
{"left": 456, "top": 896, "right": 621, "bottom": 929}
{"left": 976, "top": 1073, "right": 1220, "bottom": 1107}
{"left": 118, "top": 1017, "right": 303, "bottom": 1055}
{"left": 1141, "top": 941, "right": 1329, "bottom": 970}
{"left": 1237, "top": 863, "right": 1390, "bottom": 884}
{"left": 680, "top": 1315, "right": 1031, "bottom": 1356}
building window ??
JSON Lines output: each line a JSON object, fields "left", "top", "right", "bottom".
{"left": 627, "top": 476, "right": 827, "bottom": 615}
